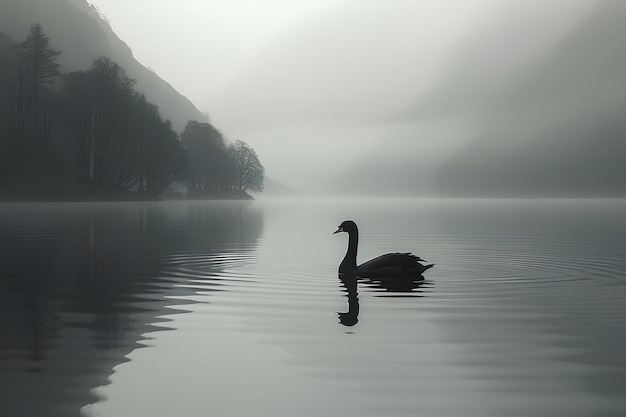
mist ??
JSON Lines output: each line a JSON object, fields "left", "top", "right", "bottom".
{"left": 204, "top": 0, "right": 490, "bottom": 193}
{"left": 187, "top": 0, "right": 622, "bottom": 196}
{"left": 3, "top": 0, "right": 626, "bottom": 196}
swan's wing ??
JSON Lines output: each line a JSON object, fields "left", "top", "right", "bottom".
{"left": 357, "top": 252, "right": 425, "bottom": 271}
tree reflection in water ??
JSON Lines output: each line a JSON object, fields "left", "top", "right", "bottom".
{"left": 0, "top": 201, "right": 263, "bottom": 417}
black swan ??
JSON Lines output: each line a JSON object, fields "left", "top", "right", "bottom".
{"left": 333, "top": 220, "right": 434, "bottom": 277}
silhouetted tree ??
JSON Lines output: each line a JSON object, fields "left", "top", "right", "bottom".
{"left": 181, "top": 120, "right": 234, "bottom": 192}
{"left": 61, "top": 58, "right": 184, "bottom": 198}
{"left": 136, "top": 96, "right": 184, "bottom": 198}
{"left": 0, "top": 25, "right": 69, "bottom": 199}
{"left": 13, "top": 24, "right": 61, "bottom": 144}
{"left": 63, "top": 70, "right": 94, "bottom": 183}
{"left": 88, "top": 57, "right": 139, "bottom": 190}
{"left": 1, "top": 25, "right": 248, "bottom": 201}
{"left": 228, "top": 140, "right": 264, "bottom": 192}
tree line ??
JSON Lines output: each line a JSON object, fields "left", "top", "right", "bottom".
{"left": 0, "top": 24, "right": 264, "bottom": 200}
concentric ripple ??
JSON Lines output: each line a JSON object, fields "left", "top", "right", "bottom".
{"left": 2, "top": 199, "right": 626, "bottom": 417}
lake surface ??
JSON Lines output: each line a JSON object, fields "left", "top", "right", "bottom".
{"left": 1, "top": 198, "right": 625, "bottom": 417}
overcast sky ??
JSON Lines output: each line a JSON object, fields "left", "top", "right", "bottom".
{"left": 86, "top": 0, "right": 598, "bottom": 193}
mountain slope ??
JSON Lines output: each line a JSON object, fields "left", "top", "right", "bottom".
{"left": 333, "top": 0, "right": 626, "bottom": 197}
{"left": 0, "top": 0, "right": 207, "bottom": 132}
{"left": 435, "top": 0, "right": 626, "bottom": 196}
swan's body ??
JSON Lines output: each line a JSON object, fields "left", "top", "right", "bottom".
{"left": 334, "top": 220, "right": 433, "bottom": 277}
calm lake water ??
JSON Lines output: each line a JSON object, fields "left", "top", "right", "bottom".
{"left": 1, "top": 198, "right": 625, "bottom": 417}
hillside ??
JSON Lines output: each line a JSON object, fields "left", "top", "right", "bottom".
{"left": 0, "top": 0, "right": 269, "bottom": 201}
{"left": 434, "top": 0, "right": 626, "bottom": 196}
{"left": 0, "top": 0, "right": 207, "bottom": 132}
{"left": 325, "top": 0, "right": 626, "bottom": 197}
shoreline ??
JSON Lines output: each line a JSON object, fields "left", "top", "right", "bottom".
{"left": 0, "top": 190, "right": 254, "bottom": 203}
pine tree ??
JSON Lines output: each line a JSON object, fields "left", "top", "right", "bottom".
{"left": 15, "top": 24, "right": 62, "bottom": 143}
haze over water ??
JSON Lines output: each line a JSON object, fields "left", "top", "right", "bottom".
{"left": 1, "top": 198, "right": 625, "bottom": 417}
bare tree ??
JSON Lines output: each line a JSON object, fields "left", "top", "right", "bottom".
{"left": 228, "top": 140, "right": 264, "bottom": 192}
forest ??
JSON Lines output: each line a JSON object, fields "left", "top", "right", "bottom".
{"left": 0, "top": 24, "right": 264, "bottom": 201}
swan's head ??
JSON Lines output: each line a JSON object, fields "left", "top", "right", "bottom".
{"left": 333, "top": 220, "right": 358, "bottom": 235}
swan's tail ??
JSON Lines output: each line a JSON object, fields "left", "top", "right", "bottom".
{"left": 422, "top": 263, "right": 434, "bottom": 271}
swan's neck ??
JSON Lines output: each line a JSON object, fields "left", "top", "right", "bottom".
{"left": 340, "top": 230, "right": 358, "bottom": 272}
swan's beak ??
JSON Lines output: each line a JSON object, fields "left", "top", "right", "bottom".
{"left": 333, "top": 226, "right": 343, "bottom": 234}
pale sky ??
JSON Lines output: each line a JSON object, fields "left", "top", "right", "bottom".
{"left": 85, "top": 0, "right": 598, "bottom": 193}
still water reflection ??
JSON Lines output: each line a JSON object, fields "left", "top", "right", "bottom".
{"left": 0, "top": 199, "right": 625, "bottom": 417}
{"left": 0, "top": 201, "right": 263, "bottom": 417}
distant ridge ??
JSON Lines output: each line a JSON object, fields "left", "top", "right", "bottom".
{"left": 434, "top": 0, "right": 626, "bottom": 197}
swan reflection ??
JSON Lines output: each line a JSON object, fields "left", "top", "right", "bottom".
{"left": 337, "top": 272, "right": 430, "bottom": 326}
{"left": 338, "top": 274, "right": 359, "bottom": 326}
